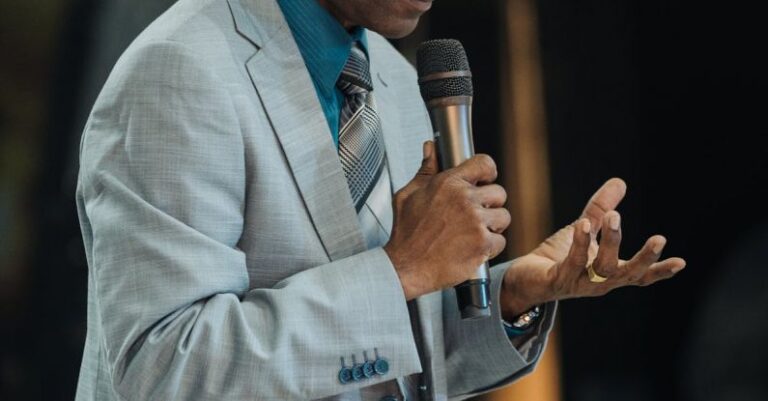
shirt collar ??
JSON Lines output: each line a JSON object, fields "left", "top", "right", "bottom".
{"left": 277, "top": 0, "right": 369, "bottom": 101}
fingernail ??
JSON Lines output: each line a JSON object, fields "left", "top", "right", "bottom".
{"left": 581, "top": 219, "right": 591, "bottom": 234}
{"left": 652, "top": 240, "right": 665, "bottom": 254}
{"left": 671, "top": 265, "right": 685, "bottom": 274}
{"left": 609, "top": 214, "right": 620, "bottom": 231}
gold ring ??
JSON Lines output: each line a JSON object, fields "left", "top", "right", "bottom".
{"left": 586, "top": 263, "right": 608, "bottom": 283}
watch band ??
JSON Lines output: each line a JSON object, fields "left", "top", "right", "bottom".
{"left": 502, "top": 305, "right": 542, "bottom": 337}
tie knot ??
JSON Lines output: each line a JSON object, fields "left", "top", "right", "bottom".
{"left": 337, "top": 44, "right": 373, "bottom": 95}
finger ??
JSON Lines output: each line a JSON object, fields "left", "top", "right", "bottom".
{"left": 451, "top": 154, "right": 498, "bottom": 185}
{"left": 472, "top": 184, "right": 507, "bottom": 208}
{"left": 480, "top": 207, "right": 512, "bottom": 234}
{"left": 635, "top": 257, "right": 687, "bottom": 286}
{"left": 486, "top": 232, "right": 508, "bottom": 259}
{"left": 580, "top": 178, "right": 627, "bottom": 234}
{"left": 591, "top": 211, "right": 622, "bottom": 278}
{"left": 417, "top": 141, "right": 439, "bottom": 177}
{"left": 561, "top": 218, "right": 592, "bottom": 280}
{"left": 621, "top": 235, "right": 666, "bottom": 283}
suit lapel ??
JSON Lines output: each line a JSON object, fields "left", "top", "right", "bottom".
{"left": 370, "top": 66, "right": 409, "bottom": 196}
{"left": 229, "top": 0, "right": 366, "bottom": 261}
{"left": 369, "top": 58, "right": 405, "bottom": 238}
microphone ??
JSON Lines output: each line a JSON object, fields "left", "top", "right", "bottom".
{"left": 416, "top": 39, "right": 491, "bottom": 320}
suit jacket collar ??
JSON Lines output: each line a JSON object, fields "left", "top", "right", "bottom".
{"left": 227, "top": 0, "right": 282, "bottom": 49}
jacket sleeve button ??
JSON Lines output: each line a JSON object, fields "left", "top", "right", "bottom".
{"left": 373, "top": 358, "right": 389, "bottom": 375}
{"left": 362, "top": 360, "right": 375, "bottom": 378}
{"left": 338, "top": 367, "right": 353, "bottom": 384}
{"left": 351, "top": 364, "right": 364, "bottom": 381}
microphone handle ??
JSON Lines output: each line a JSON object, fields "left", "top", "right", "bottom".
{"left": 427, "top": 95, "right": 492, "bottom": 320}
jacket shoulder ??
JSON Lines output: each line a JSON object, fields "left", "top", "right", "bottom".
{"left": 112, "top": 0, "right": 247, "bottom": 73}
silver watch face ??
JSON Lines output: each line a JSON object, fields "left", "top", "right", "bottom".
{"left": 512, "top": 305, "right": 542, "bottom": 329}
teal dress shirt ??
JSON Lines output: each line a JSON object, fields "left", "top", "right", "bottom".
{"left": 277, "top": 0, "right": 369, "bottom": 147}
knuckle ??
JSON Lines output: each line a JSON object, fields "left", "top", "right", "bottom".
{"left": 496, "top": 185, "right": 508, "bottom": 204}
{"left": 433, "top": 173, "right": 452, "bottom": 190}
{"left": 476, "top": 207, "right": 489, "bottom": 227}
{"left": 483, "top": 239, "right": 496, "bottom": 258}
{"left": 490, "top": 209, "right": 511, "bottom": 233}
{"left": 451, "top": 190, "right": 474, "bottom": 217}
{"left": 502, "top": 208, "right": 512, "bottom": 225}
{"left": 470, "top": 240, "right": 487, "bottom": 259}
{"left": 475, "top": 154, "right": 496, "bottom": 172}
{"left": 474, "top": 221, "right": 489, "bottom": 240}
{"left": 484, "top": 231, "right": 503, "bottom": 250}
{"left": 474, "top": 228, "right": 492, "bottom": 252}
{"left": 493, "top": 235, "right": 507, "bottom": 255}
{"left": 393, "top": 190, "right": 408, "bottom": 207}
{"left": 459, "top": 186, "right": 473, "bottom": 202}
{"left": 475, "top": 154, "right": 498, "bottom": 179}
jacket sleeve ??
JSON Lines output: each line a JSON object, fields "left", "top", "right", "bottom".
{"left": 441, "top": 262, "right": 557, "bottom": 399}
{"left": 77, "top": 40, "right": 421, "bottom": 401}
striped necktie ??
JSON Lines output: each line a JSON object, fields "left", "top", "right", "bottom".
{"left": 337, "top": 43, "right": 386, "bottom": 212}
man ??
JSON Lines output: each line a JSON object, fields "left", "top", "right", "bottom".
{"left": 74, "top": 0, "right": 686, "bottom": 400}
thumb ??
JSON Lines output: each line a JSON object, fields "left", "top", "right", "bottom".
{"left": 395, "top": 140, "right": 439, "bottom": 200}
{"left": 580, "top": 177, "right": 626, "bottom": 234}
{"left": 417, "top": 140, "right": 439, "bottom": 177}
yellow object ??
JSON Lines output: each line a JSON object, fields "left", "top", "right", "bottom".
{"left": 586, "top": 264, "right": 608, "bottom": 283}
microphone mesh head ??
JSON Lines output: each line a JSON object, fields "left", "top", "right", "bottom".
{"left": 417, "top": 39, "right": 473, "bottom": 102}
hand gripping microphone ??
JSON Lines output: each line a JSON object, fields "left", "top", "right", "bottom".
{"left": 417, "top": 39, "right": 491, "bottom": 320}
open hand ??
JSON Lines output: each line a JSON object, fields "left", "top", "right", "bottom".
{"left": 500, "top": 178, "right": 687, "bottom": 319}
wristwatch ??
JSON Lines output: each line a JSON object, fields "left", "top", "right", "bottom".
{"left": 502, "top": 305, "right": 542, "bottom": 337}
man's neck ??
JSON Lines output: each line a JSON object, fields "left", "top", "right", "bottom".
{"left": 316, "top": 0, "right": 355, "bottom": 30}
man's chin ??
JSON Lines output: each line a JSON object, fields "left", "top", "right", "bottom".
{"left": 373, "top": 18, "right": 421, "bottom": 39}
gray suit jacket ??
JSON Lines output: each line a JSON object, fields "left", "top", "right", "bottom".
{"left": 74, "top": 0, "right": 555, "bottom": 400}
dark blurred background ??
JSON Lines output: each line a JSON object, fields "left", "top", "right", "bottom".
{"left": 1, "top": 1, "right": 766, "bottom": 400}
